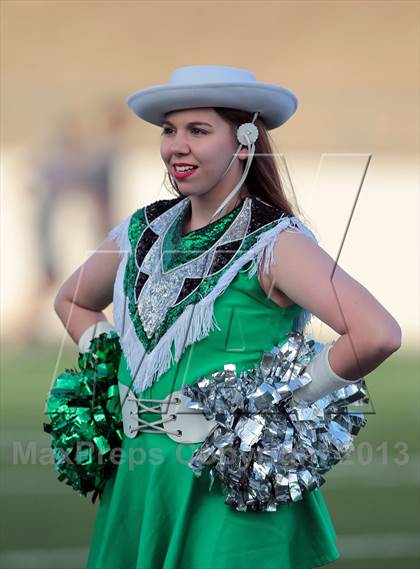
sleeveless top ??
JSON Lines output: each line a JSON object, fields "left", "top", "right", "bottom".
{"left": 108, "top": 195, "right": 317, "bottom": 396}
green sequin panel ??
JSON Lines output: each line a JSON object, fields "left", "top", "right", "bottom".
{"left": 162, "top": 203, "right": 241, "bottom": 272}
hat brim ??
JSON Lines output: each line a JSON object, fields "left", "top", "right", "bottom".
{"left": 127, "top": 82, "right": 297, "bottom": 130}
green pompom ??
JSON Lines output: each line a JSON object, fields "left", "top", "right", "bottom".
{"left": 43, "top": 331, "right": 123, "bottom": 503}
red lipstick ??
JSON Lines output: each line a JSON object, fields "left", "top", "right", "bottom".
{"left": 172, "top": 163, "right": 199, "bottom": 180}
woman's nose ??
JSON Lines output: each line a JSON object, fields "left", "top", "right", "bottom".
{"left": 169, "top": 132, "right": 190, "bottom": 154}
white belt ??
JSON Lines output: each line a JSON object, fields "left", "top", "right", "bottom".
{"left": 118, "top": 384, "right": 217, "bottom": 444}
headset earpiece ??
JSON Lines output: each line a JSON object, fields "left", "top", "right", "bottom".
{"left": 237, "top": 122, "right": 259, "bottom": 147}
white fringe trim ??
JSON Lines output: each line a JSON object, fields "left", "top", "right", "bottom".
{"left": 111, "top": 213, "right": 319, "bottom": 395}
{"left": 107, "top": 214, "right": 136, "bottom": 377}
{"left": 107, "top": 214, "right": 132, "bottom": 255}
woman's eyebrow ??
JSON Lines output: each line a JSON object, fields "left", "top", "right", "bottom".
{"left": 162, "top": 120, "right": 213, "bottom": 127}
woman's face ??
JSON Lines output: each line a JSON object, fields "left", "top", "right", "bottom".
{"left": 160, "top": 108, "right": 247, "bottom": 198}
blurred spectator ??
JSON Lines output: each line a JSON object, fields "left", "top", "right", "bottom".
{"left": 20, "top": 103, "right": 128, "bottom": 346}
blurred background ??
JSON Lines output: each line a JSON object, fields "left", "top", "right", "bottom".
{"left": 1, "top": 1, "right": 418, "bottom": 568}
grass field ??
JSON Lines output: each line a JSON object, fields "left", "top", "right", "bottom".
{"left": 1, "top": 344, "right": 419, "bottom": 569}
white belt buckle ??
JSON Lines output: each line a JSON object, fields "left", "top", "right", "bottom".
{"left": 160, "top": 390, "right": 217, "bottom": 444}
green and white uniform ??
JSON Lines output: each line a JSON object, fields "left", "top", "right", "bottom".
{"left": 86, "top": 196, "right": 340, "bottom": 569}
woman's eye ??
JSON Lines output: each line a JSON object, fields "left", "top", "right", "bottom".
{"left": 161, "top": 127, "right": 207, "bottom": 135}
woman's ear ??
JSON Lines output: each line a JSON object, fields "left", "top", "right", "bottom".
{"left": 238, "top": 147, "right": 249, "bottom": 161}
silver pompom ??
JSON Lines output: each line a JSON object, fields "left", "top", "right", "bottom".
{"left": 182, "top": 332, "right": 369, "bottom": 512}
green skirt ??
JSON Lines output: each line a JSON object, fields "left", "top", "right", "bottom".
{"left": 87, "top": 271, "right": 341, "bottom": 568}
{"left": 86, "top": 362, "right": 340, "bottom": 569}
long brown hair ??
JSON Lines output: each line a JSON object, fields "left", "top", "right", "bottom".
{"left": 164, "top": 107, "right": 302, "bottom": 218}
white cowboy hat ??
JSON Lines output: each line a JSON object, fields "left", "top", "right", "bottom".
{"left": 127, "top": 65, "right": 298, "bottom": 130}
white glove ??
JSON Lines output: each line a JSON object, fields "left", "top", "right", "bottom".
{"left": 78, "top": 321, "right": 116, "bottom": 353}
{"left": 293, "top": 342, "right": 362, "bottom": 404}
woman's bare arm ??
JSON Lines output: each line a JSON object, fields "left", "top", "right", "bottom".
{"left": 54, "top": 237, "right": 122, "bottom": 345}
{"left": 265, "top": 230, "right": 402, "bottom": 381}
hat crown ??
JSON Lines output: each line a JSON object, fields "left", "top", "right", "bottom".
{"left": 170, "top": 65, "right": 256, "bottom": 85}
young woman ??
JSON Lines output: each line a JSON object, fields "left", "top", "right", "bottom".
{"left": 54, "top": 65, "right": 401, "bottom": 569}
